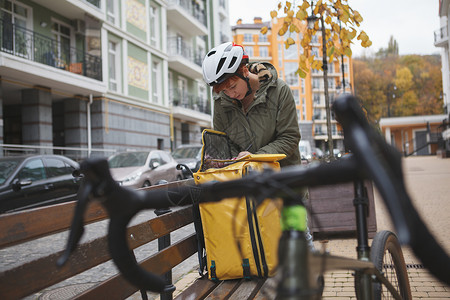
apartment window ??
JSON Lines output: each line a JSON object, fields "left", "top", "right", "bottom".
{"left": 149, "top": 4, "right": 160, "bottom": 48}
{"left": 278, "top": 44, "right": 282, "bottom": 67}
{"left": 246, "top": 46, "right": 254, "bottom": 57}
{"left": 106, "top": 0, "right": 118, "bottom": 25}
{"left": 258, "top": 33, "right": 267, "bottom": 43}
{"left": 259, "top": 46, "right": 268, "bottom": 57}
{"left": 311, "top": 34, "right": 319, "bottom": 44}
{"left": 328, "top": 62, "right": 334, "bottom": 73}
{"left": 108, "top": 39, "right": 121, "bottom": 91}
{"left": 284, "top": 43, "right": 297, "bottom": 60}
{"left": 285, "top": 62, "right": 299, "bottom": 86}
{"left": 302, "top": 98, "right": 306, "bottom": 120}
{"left": 244, "top": 33, "right": 252, "bottom": 43}
{"left": 301, "top": 79, "right": 305, "bottom": 94}
{"left": 312, "top": 78, "right": 320, "bottom": 89}
{"left": 310, "top": 47, "right": 319, "bottom": 57}
{"left": 1, "top": 0, "right": 30, "bottom": 56}
{"left": 297, "top": 109, "right": 301, "bottom": 121}
{"left": 328, "top": 78, "right": 335, "bottom": 89}
{"left": 313, "top": 93, "right": 320, "bottom": 104}
{"left": 152, "top": 59, "right": 162, "bottom": 104}
{"left": 291, "top": 89, "right": 300, "bottom": 105}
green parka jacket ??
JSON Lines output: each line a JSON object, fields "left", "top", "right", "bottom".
{"left": 213, "top": 62, "right": 301, "bottom": 167}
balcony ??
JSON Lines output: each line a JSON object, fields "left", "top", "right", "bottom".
{"left": 434, "top": 25, "right": 448, "bottom": 47}
{"left": 167, "top": 37, "right": 203, "bottom": 78}
{"left": 170, "top": 88, "right": 212, "bottom": 125}
{"left": 0, "top": 20, "right": 102, "bottom": 81}
{"left": 31, "top": 0, "right": 103, "bottom": 20}
{"left": 167, "top": 0, "right": 208, "bottom": 36}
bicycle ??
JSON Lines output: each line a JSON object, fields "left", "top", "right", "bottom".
{"left": 58, "top": 94, "right": 450, "bottom": 299}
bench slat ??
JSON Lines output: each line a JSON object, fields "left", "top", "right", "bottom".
{"left": 75, "top": 233, "right": 198, "bottom": 299}
{"left": 253, "top": 277, "right": 277, "bottom": 299}
{"left": 0, "top": 207, "right": 193, "bottom": 299}
{"left": 0, "top": 201, "right": 106, "bottom": 249}
{"left": 228, "top": 279, "right": 264, "bottom": 300}
{"left": 205, "top": 279, "right": 242, "bottom": 299}
{"left": 174, "top": 277, "right": 218, "bottom": 300}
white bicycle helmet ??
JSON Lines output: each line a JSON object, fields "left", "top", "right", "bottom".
{"left": 202, "top": 42, "right": 249, "bottom": 86}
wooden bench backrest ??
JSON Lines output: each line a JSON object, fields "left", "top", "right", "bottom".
{"left": 0, "top": 179, "right": 197, "bottom": 299}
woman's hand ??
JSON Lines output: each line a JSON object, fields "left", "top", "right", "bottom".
{"left": 234, "top": 151, "right": 251, "bottom": 160}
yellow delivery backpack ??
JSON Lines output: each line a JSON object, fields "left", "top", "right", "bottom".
{"left": 193, "top": 129, "right": 284, "bottom": 281}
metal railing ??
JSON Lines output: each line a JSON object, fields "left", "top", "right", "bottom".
{"left": 0, "top": 19, "right": 102, "bottom": 81}
{"left": 168, "top": 0, "right": 206, "bottom": 26}
{"left": 167, "top": 37, "right": 203, "bottom": 66}
{"left": 170, "top": 88, "right": 211, "bottom": 114}
{"left": 0, "top": 144, "right": 116, "bottom": 161}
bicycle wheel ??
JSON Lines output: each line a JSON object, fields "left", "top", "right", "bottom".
{"left": 369, "top": 230, "right": 412, "bottom": 300}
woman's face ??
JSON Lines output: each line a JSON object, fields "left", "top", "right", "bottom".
{"left": 222, "top": 77, "right": 247, "bottom": 100}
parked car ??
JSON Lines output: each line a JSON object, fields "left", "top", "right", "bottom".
{"left": 108, "top": 150, "right": 182, "bottom": 188}
{"left": 325, "top": 148, "right": 343, "bottom": 159}
{"left": 0, "top": 154, "right": 81, "bottom": 214}
{"left": 299, "top": 140, "right": 312, "bottom": 162}
{"left": 171, "top": 144, "right": 202, "bottom": 178}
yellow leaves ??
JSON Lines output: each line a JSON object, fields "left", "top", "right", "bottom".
{"left": 278, "top": 22, "right": 289, "bottom": 36}
{"left": 300, "top": 0, "right": 310, "bottom": 10}
{"left": 260, "top": 26, "right": 268, "bottom": 35}
{"left": 327, "top": 45, "right": 335, "bottom": 57}
{"left": 296, "top": 68, "right": 307, "bottom": 78}
{"left": 296, "top": 9, "right": 307, "bottom": 20}
{"left": 357, "top": 30, "right": 372, "bottom": 48}
{"left": 285, "top": 37, "right": 295, "bottom": 48}
{"left": 270, "top": 10, "right": 278, "bottom": 19}
{"left": 290, "top": 24, "right": 300, "bottom": 33}
{"left": 353, "top": 10, "right": 363, "bottom": 23}
{"left": 344, "top": 47, "right": 352, "bottom": 57}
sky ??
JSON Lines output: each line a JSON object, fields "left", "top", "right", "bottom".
{"left": 228, "top": 0, "right": 441, "bottom": 57}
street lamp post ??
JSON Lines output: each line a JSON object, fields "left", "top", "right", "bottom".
{"left": 307, "top": 12, "right": 334, "bottom": 160}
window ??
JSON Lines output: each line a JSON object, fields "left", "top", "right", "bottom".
{"left": 51, "top": 20, "right": 71, "bottom": 66}
{"left": 310, "top": 47, "right": 319, "bottom": 57}
{"left": 108, "top": 39, "right": 121, "bottom": 92}
{"left": 245, "top": 46, "right": 253, "bottom": 57}
{"left": 311, "top": 34, "right": 319, "bottom": 44}
{"left": 313, "top": 93, "right": 320, "bottom": 104}
{"left": 244, "top": 33, "right": 253, "bottom": 42}
{"left": 149, "top": 5, "right": 160, "bottom": 48}
{"left": 302, "top": 98, "right": 306, "bottom": 120}
{"left": 259, "top": 46, "right": 268, "bottom": 57}
{"left": 106, "top": 0, "right": 118, "bottom": 25}
{"left": 291, "top": 89, "right": 300, "bottom": 105}
{"left": 258, "top": 33, "right": 267, "bottom": 43}
{"left": 284, "top": 43, "right": 297, "bottom": 60}
{"left": 0, "top": 0, "right": 31, "bottom": 56}
{"left": 301, "top": 79, "right": 305, "bottom": 94}
{"left": 285, "top": 62, "right": 299, "bottom": 86}
{"left": 312, "top": 78, "right": 320, "bottom": 89}
{"left": 45, "top": 158, "right": 72, "bottom": 177}
{"left": 18, "top": 159, "right": 46, "bottom": 181}
{"left": 151, "top": 59, "right": 162, "bottom": 104}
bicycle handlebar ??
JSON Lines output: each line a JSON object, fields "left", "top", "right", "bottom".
{"left": 58, "top": 95, "right": 450, "bottom": 292}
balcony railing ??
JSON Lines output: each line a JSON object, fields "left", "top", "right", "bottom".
{"left": 169, "top": 0, "right": 207, "bottom": 26}
{"left": 434, "top": 25, "right": 448, "bottom": 46}
{"left": 86, "top": 0, "right": 101, "bottom": 8}
{"left": 167, "top": 37, "right": 203, "bottom": 66}
{"left": 0, "top": 19, "right": 102, "bottom": 81}
{"left": 170, "top": 88, "right": 211, "bottom": 114}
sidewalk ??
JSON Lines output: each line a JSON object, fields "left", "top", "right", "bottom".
{"left": 166, "top": 156, "right": 450, "bottom": 299}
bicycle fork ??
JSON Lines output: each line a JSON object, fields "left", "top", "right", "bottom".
{"left": 354, "top": 179, "right": 374, "bottom": 300}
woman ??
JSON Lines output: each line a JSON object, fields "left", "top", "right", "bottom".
{"left": 202, "top": 42, "right": 301, "bottom": 167}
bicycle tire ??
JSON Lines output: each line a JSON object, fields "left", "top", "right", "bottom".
{"left": 356, "top": 230, "right": 412, "bottom": 300}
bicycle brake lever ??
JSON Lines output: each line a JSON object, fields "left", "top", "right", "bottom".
{"left": 57, "top": 172, "right": 93, "bottom": 267}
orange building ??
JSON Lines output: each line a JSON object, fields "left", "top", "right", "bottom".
{"left": 232, "top": 17, "right": 353, "bottom": 152}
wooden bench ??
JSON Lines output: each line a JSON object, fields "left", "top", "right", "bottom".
{"left": 0, "top": 179, "right": 271, "bottom": 299}
{"left": 0, "top": 177, "right": 376, "bottom": 299}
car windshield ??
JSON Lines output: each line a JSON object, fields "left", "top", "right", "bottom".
{"left": 172, "top": 147, "right": 201, "bottom": 159}
{"left": 0, "top": 158, "right": 22, "bottom": 185}
{"left": 108, "top": 152, "right": 148, "bottom": 168}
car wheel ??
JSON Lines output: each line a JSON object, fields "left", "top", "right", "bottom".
{"left": 142, "top": 181, "right": 151, "bottom": 188}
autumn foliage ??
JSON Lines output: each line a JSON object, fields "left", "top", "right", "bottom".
{"left": 262, "top": 0, "right": 372, "bottom": 77}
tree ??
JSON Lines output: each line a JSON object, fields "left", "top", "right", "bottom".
{"left": 376, "top": 35, "right": 399, "bottom": 58}
{"left": 262, "top": 0, "right": 371, "bottom": 158}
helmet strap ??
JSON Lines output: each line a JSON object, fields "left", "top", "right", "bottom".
{"left": 236, "top": 73, "right": 252, "bottom": 98}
